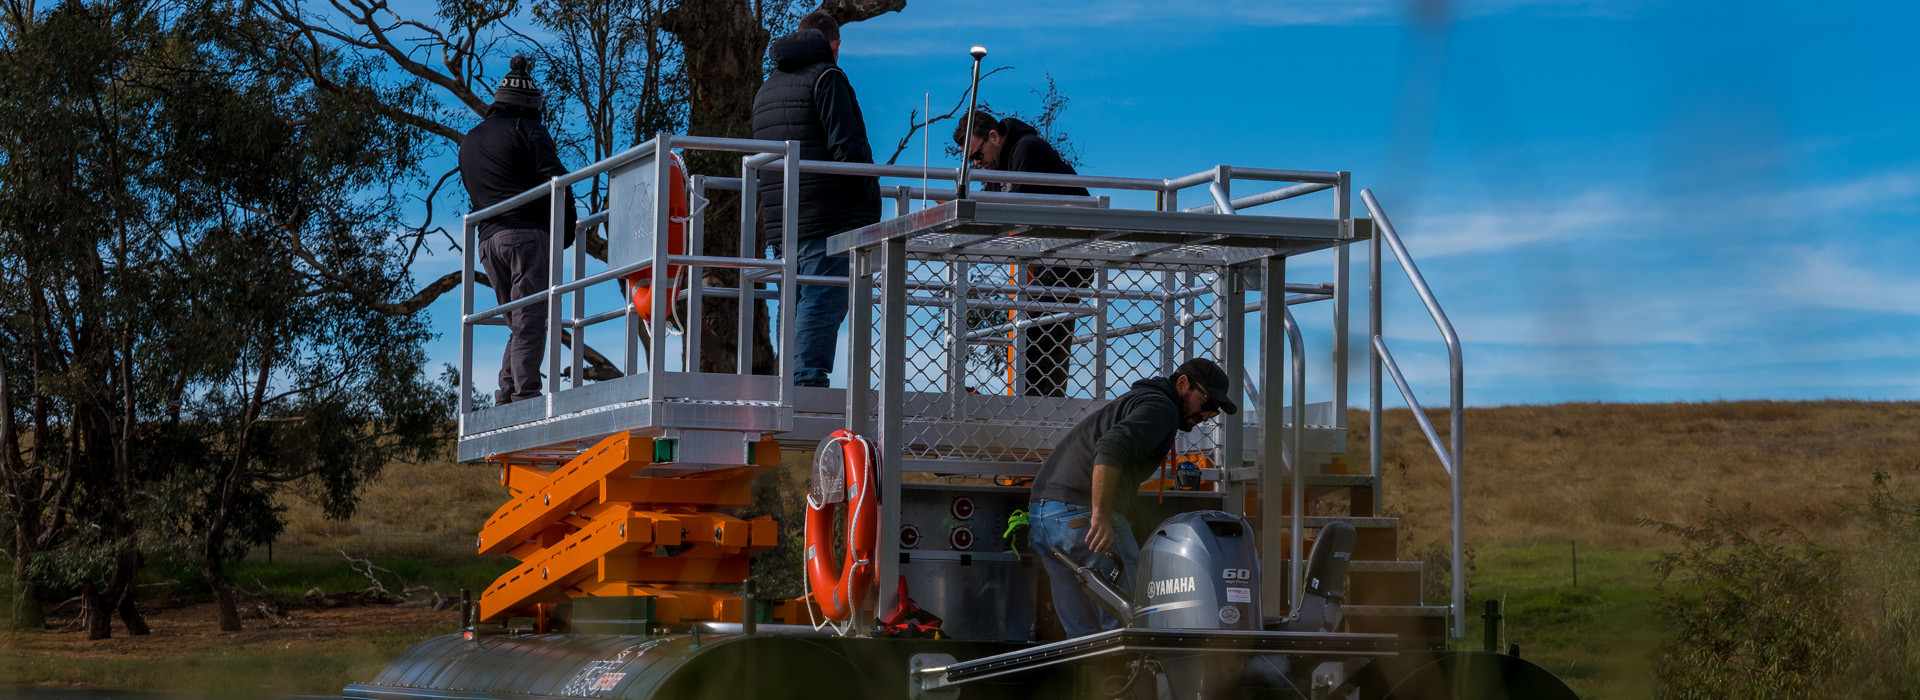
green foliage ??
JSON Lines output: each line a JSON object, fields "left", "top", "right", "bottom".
{"left": 0, "top": 0, "right": 449, "bottom": 630}
{"left": 1644, "top": 502, "right": 1845, "bottom": 699}
{"left": 1644, "top": 474, "right": 1920, "bottom": 699}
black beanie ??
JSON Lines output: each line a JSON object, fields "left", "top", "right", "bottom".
{"left": 492, "top": 55, "right": 542, "bottom": 111}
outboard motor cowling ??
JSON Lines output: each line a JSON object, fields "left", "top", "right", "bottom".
{"left": 1132, "top": 511, "right": 1261, "bottom": 630}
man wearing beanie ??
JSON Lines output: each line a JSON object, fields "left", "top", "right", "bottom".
{"left": 749, "top": 10, "right": 881, "bottom": 388}
{"left": 1027, "top": 357, "right": 1239, "bottom": 637}
{"left": 460, "top": 55, "right": 577, "bottom": 406}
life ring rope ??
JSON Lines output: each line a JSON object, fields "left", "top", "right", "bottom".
{"left": 803, "top": 430, "right": 879, "bottom": 631}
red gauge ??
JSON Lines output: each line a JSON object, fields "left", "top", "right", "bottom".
{"left": 950, "top": 526, "right": 975, "bottom": 551}
{"left": 900, "top": 524, "right": 921, "bottom": 549}
{"left": 951, "top": 496, "right": 976, "bottom": 521}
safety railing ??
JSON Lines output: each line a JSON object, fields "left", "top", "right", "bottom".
{"left": 1361, "top": 188, "right": 1465, "bottom": 638}
{"left": 458, "top": 135, "right": 805, "bottom": 429}
{"left": 457, "top": 136, "right": 1357, "bottom": 506}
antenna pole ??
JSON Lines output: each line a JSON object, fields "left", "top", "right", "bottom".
{"left": 957, "top": 45, "right": 987, "bottom": 199}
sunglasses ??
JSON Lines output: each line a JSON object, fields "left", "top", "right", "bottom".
{"left": 967, "top": 148, "right": 985, "bottom": 164}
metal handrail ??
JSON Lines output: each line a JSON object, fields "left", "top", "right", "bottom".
{"left": 1360, "top": 188, "right": 1465, "bottom": 638}
{"left": 1283, "top": 304, "right": 1306, "bottom": 616}
{"left": 457, "top": 134, "right": 801, "bottom": 422}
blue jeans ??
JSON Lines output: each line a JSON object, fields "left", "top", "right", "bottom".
{"left": 1029, "top": 500, "right": 1140, "bottom": 637}
{"left": 776, "top": 236, "right": 849, "bottom": 388}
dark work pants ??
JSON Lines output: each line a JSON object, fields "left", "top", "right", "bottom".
{"left": 479, "top": 228, "right": 550, "bottom": 405}
{"left": 1024, "top": 265, "right": 1092, "bottom": 397}
{"left": 1024, "top": 318, "right": 1075, "bottom": 397}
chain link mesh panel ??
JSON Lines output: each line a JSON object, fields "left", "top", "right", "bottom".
{"left": 872, "top": 250, "right": 1232, "bottom": 470}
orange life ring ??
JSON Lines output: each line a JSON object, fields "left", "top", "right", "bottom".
{"left": 805, "top": 430, "right": 879, "bottom": 621}
{"left": 626, "top": 151, "right": 690, "bottom": 322}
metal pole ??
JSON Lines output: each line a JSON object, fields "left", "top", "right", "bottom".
{"left": 1258, "top": 256, "right": 1287, "bottom": 615}
{"left": 955, "top": 45, "right": 987, "bottom": 199}
{"left": 1013, "top": 264, "right": 1030, "bottom": 395}
{"left": 1159, "top": 270, "right": 1175, "bottom": 375}
{"left": 778, "top": 141, "right": 799, "bottom": 416}
{"left": 847, "top": 247, "right": 873, "bottom": 436}
{"left": 546, "top": 177, "right": 566, "bottom": 414}
{"left": 874, "top": 237, "right": 909, "bottom": 630}
{"left": 949, "top": 261, "right": 969, "bottom": 420}
{"left": 1368, "top": 190, "right": 1383, "bottom": 518}
{"left": 1218, "top": 268, "right": 1245, "bottom": 515}
{"left": 571, "top": 205, "right": 586, "bottom": 388}
{"left": 738, "top": 156, "right": 758, "bottom": 375}
{"left": 459, "top": 217, "right": 475, "bottom": 420}
{"left": 1285, "top": 304, "right": 1306, "bottom": 616}
{"left": 1092, "top": 269, "right": 1108, "bottom": 397}
{"left": 1333, "top": 171, "right": 1351, "bottom": 430}
{"left": 648, "top": 137, "right": 671, "bottom": 409}
{"left": 687, "top": 175, "right": 707, "bottom": 368}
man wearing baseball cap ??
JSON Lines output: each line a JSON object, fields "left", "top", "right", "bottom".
{"left": 1027, "top": 357, "right": 1238, "bottom": 637}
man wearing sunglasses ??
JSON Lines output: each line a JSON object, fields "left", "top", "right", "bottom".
{"left": 1027, "top": 358, "right": 1239, "bottom": 637}
{"left": 952, "top": 110, "right": 1092, "bottom": 398}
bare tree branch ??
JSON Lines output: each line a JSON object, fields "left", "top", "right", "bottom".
{"left": 886, "top": 65, "right": 1010, "bottom": 165}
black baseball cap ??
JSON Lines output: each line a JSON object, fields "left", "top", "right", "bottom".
{"left": 1174, "top": 358, "right": 1238, "bottom": 415}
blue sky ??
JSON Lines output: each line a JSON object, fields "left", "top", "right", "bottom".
{"left": 422, "top": 0, "right": 1920, "bottom": 408}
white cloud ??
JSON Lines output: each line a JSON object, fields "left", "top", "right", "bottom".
{"left": 1769, "top": 246, "right": 1920, "bottom": 317}
{"left": 1388, "top": 189, "right": 1641, "bottom": 258}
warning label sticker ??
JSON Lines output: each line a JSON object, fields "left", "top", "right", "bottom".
{"left": 591, "top": 672, "right": 626, "bottom": 691}
{"left": 1226, "top": 587, "right": 1251, "bottom": 603}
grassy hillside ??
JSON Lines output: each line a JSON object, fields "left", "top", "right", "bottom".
{"left": 284, "top": 400, "right": 1920, "bottom": 559}
{"left": 1354, "top": 400, "right": 1920, "bottom": 551}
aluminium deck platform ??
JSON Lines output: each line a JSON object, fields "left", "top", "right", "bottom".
{"left": 458, "top": 381, "right": 1345, "bottom": 465}
{"left": 827, "top": 198, "right": 1369, "bottom": 265}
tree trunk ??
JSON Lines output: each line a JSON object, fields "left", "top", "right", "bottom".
{"left": 206, "top": 551, "right": 242, "bottom": 632}
{"left": 8, "top": 549, "right": 43, "bottom": 631}
{"left": 663, "top": 0, "right": 777, "bottom": 376}
{"left": 80, "top": 581, "right": 110, "bottom": 640}
{"left": 113, "top": 553, "right": 149, "bottom": 635}
{"left": 205, "top": 349, "right": 273, "bottom": 633}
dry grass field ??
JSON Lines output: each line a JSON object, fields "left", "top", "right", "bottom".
{"left": 1355, "top": 400, "right": 1920, "bottom": 551}
{"left": 282, "top": 399, "right": 1920, "bottom": 560}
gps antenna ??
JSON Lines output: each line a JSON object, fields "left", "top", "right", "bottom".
{"left": 956, "top": 45, "right": 987, "bottom": 199}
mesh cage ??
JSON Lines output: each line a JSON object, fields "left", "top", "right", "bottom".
{"left": 869, "top": 245, "right": 1232, "bottom": 471}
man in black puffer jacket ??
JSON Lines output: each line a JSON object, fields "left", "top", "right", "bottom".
{"left": 459, "top": 55, "right": 577, "bottom": 405}
{"left": 954, "top": 110, "right": 1092, "bottom": 398}
{"left": 750, "top": 11, "right": 880, "bottom": 388}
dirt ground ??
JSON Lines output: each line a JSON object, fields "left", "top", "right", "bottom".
{"left": 8, "top": 602, "right": 453, "bottom": 660}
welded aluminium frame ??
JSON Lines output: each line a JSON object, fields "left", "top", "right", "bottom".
{"left": 832, "top": 164, "right": 1363, "bottom": 632}
{"left": 454, "top": 135, "right": 1467, "bottom": 638}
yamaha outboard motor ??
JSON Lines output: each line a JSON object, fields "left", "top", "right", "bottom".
{"left": 1133, "top": 511, "right": 1263, "bottom": 631}
{"left": 1049, "top": 512, "right": 1359, "bottom": 699}
{"left": 1133, "top": 511, "right": 1265, "bottom": 699}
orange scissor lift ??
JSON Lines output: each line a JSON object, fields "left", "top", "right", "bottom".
{"left": 473, "top": 431, "right": 808, "bottom": 630}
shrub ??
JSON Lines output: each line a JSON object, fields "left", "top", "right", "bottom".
{"left": 1644, "top": 472, "right": 1920, "bottom": 699}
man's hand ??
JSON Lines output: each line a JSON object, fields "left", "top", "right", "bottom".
{"left": 1086, "top": 463, "right": 1119, "bottom": 555}
{"left": 1085, "top": 509, "right": 1115, "bottom": 555}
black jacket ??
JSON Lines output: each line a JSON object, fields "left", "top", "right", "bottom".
{"left": 1029, "top": 377, "right": 1182, "bottom": 509}
{"left": 750, "top": 29, "right": 881, "bottom": 243}
{"left": 459, "top": 104, "right": 577, "bottom": 244}
{"left": 989, "top": 117, "right": 1090, "bottom": 197}
{"left": 989, "top": 117, "right": 1092, "bottom": 292}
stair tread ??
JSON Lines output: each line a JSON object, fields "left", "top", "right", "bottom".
{"left": 1346, "top": 560, "right": 1423, "bottom": 573}
{"left": 1342, "top": 604, "right": 1450, "bottom": 617}
{"left": 1295, "top": 516, "right": 1397, "bottom": 529}
{"left": 1304, "top": 474, "right": 1375, "bottom": 487}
